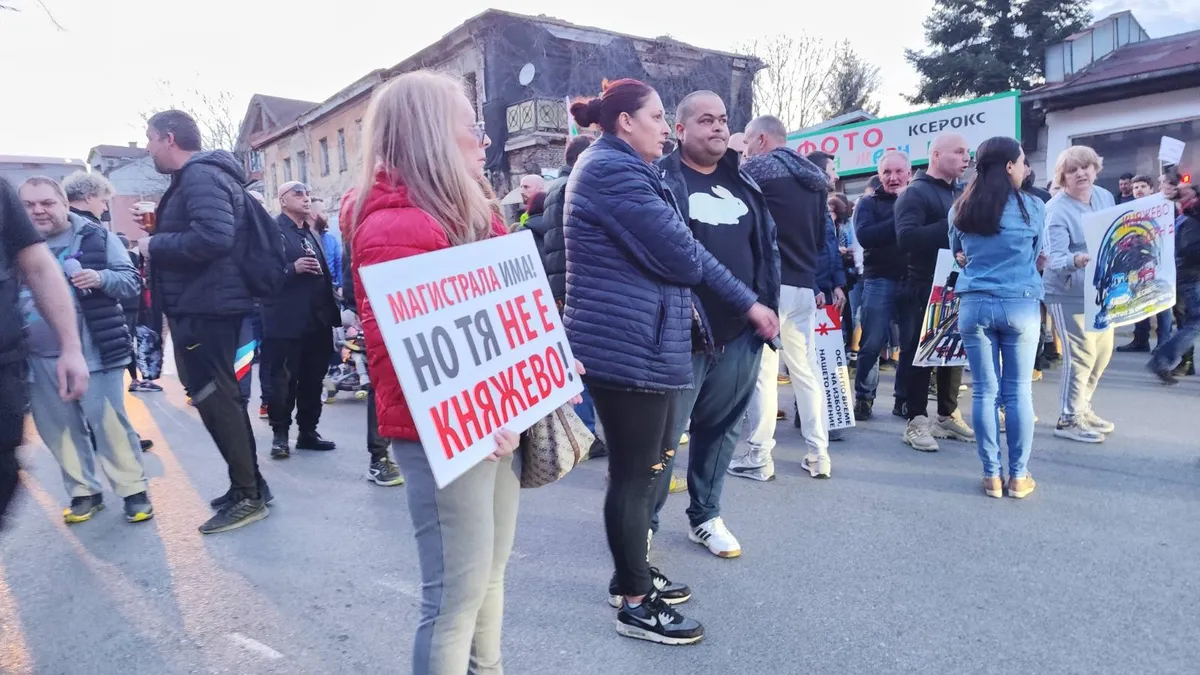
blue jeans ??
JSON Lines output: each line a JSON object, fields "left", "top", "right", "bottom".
{"left": 574, "top": 384, "right": 596, "bottom": 434}
{"left": 1133, "top": 309, "right": 1173, "bottom": 346}
{"left": 854, "top": 277, "right": 907, "bottom": 402}
{"left": 958, "top": 295, "right": 1040, "bottom": 479}
{"left": 1152, "top": 280, "right": 1200, "bottom": 370}
{"left": 652, "top": 329, "right": 761, "bottom": 530}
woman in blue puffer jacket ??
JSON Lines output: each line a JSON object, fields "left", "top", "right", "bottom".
{"left": 563, "top": 78, "right": 777, "bottom": 646}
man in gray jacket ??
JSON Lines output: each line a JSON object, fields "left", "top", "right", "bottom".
{"left": 18, "top": 177, "right": 152, "bottom": 524}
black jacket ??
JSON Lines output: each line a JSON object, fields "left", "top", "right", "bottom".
{"left": 260, "top": 213, "right": 341, "bottom": 339}
{"left": 523, "top": 207, "right": 548, "bottom": 259}
{"left": 854, "top": 190, "right": 906, "bottom": 280}
{"left": 895, "top": 171, "right": 962, "bottom": 283}
{"left": 540, "top": 168, "right": 570, "bottom": 302}
{"left": 148, "top": 150, "right": 255, "bottom": 318}
{"left": 740, "top": 147, "right": 825, "bottom": 292}
{"left": 1177, "top": 213, "right": 1200, "bottom": 284}
{"left": 659, "top": 147, "right": 781, "bottom": 312}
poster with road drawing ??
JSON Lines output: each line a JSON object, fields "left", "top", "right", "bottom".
{"left": 1083, "top": 195, "right": 1176, "bottom": 332}
{"left": 913, "top": 249, "right": 968, "bottom": 368}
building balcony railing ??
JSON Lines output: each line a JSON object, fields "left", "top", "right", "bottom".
{"left": 506, "top": 98, "right": 569, "bottom": 136}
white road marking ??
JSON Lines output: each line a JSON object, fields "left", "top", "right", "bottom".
{"left": 226, "top": 633, "right": 283, "bottom": 660}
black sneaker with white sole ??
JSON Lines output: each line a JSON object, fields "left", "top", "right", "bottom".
{"left": 608, "top": 567, "right": 692, "bottom": 608}
{"left": 209, "top": 483, "right": 274, "bottom": 510}
{"left": 615, "top": 589, "right": 704, "bottom": 645}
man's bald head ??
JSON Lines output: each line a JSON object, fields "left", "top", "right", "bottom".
{"left": 742, "top": 115, "right": 788, "bottom": 158}
{"left": 928, "top": 133, "right": 971, "bottom": 181}
{"left": 675, "top": 90, "right": 722, "bottom": 125}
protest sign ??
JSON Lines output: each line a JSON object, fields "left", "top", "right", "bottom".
{"left": 1159, "top": 136, "right": 1185, "bottom": 165}
{"left": 813, "top": 305, "right": 855, "bottom": 431}
{"left": 358, "top": 230, "right": 583, "bottom": 488}
{"left": 1083, "top": 194, "right": 1176, "bottom": 332}
{"left": 913, "top": 249, "right": 968, "bottom": 368}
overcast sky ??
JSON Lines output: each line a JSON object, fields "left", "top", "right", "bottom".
{"left": 0, "top": 0, "right": 1194, "bottom": 159}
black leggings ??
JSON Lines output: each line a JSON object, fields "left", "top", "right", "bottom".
{"left": 588, "top": 382, "right": 677, "bottom": 597}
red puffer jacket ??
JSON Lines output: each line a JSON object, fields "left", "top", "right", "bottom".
{"left": 350, "top": 172, "right": 507, "bottom": 440}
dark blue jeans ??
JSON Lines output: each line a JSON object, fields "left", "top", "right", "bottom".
{"left": 1133, "top": 309, "right": 1174, "bottom": 346}
{"left": 1152, "top": 280, "right": 1200, "bottom": 371}
{"left": 854, "top": 277, "right": 907, "bottom": 402}
{"left": 652, "top": 330, "right": 761, "bottom": 530}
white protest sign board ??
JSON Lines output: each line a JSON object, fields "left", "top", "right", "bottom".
{"left": 359, "top": 230, "right": 583, "bottom": 488}
{"left": 1159, "top": 136, "right": 1185, "bottom": 165}
{"left": 813, "top": 305, "right": 855, "bottom": 431}
{"left": 1081, "top": 195, "right": 1177, "bottom": 332}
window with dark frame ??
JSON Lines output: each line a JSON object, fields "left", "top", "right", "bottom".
{"left": 283, "top": 157, "right": 292, "bottom": 181}
{"left": 319, "top": 138, "right": 330, "bottom": 176}
{"left": 297, "top": 150, "right": 308, "bottom": 184}
{"left": 271, "top": 163, "right": 277, "bottom": 197}
{"left": 337, "top": 129, "right": 347, "bottom": 172}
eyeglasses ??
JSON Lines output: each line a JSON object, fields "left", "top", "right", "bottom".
{"left": 471, "top": 123, "right": 487, "bottom": 146}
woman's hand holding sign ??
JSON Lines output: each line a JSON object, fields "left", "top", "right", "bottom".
{"left": 569, "top": 360, "right": 586, "bottom": 404}
{"left": 485, "top": 429, "right": 521, "bottom": 462}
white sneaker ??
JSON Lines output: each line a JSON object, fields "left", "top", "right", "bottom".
{"left": 1054, "top": 418, "right": 1105, "bottom": 443}
{"left": 688, "top": 517, "right": 741, "bottom": 558}
{"left": 1081, "top": 410, "right": 1114, "bottom": 433}
{"left": 801, "top": 452, "right": 831, "bottom": 479}
{"left": 904, "top": 416, "right": 940, "bottom": 452}
{"left": 727, "top": 448, "right": 775, "bottom": 482}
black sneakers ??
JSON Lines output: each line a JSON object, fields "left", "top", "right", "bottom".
{"left": 199, "top": 497, "right": 269, "bottom": 534}
{"left": 608, "top": 567, "right": 692, "bottom": 608}
{"left": 210, "top": 483, "right": 273, "bottom": 510}
{"left": 296, "top": 431, "right": 336, "bottom": 451}
{"left": 270, "top": 429, "right": 290, "bottom": 459}
{"left": 615, "top": 588, "right": 704, "bottom": 646}
{"left": 588, "top": 438, "right": 608, "bottom": 460}
{"left": 854, "top": 398, "right": 873, "bottom": 421}
{"left": 63, "top": 494, "right": 104, "bottom": 524}
{"left": 123, "top": 492, "right": 154, "bottom": 523}
{"left": 368, "top": 457, "right": 405, "bottom": 486}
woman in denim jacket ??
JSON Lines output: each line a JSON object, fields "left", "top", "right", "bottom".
{"left": 949, "top": 137, "right": 1046, "bottom": 499}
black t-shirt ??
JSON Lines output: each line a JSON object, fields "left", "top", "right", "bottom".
{"left": 681, "top": 163, "right": 756, "bottom": 346}
{"left": 0, "top": 179, "right": 44, "bottom": 365}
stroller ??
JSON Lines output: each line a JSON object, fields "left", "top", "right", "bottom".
{"left": 324, "top": 324, "right": 370, "bottom": 402}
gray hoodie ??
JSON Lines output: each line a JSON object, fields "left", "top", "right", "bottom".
{"left": 1042, "top": 185, "right": 1116, "bottom": 304}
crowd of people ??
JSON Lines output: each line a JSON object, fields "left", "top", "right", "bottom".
{"left": 0, "top": 68, "right": 1197, "bottom": 673}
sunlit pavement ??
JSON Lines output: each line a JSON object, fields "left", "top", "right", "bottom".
{"left": 1, "top": 339, "right": 1197, "bottom": 674}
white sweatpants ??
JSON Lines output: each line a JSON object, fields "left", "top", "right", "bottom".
{"left": 745, "top": 286, "right": 828, "bottom": 457}
{"left": 1047, "top": 302, "right": 1114, "bottom": 421}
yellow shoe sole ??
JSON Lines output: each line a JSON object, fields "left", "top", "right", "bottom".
{"left": 63, "top": 502, "right": 105, "bottom": 523}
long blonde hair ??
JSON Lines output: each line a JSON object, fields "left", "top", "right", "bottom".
{"left": 354, "top": 70, "right": 494, "bottom": 245}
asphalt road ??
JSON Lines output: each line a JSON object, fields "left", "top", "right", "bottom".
{"left": 1, "top": 342, "right": 1197, "bottom": 675}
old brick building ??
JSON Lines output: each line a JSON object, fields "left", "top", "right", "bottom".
{"left": 235, "top": 9, "right": 761, "bottom": 228}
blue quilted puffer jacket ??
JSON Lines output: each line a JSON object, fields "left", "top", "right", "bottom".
{"left": 563, "top": 134, "right": 758, "bottom": 391}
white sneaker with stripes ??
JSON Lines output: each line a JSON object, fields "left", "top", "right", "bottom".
{"left": 688, "top": 516, "right": 741, "bottom": 558}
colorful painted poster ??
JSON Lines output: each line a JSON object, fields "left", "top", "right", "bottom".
{"left": 913, "top": 249, "right": 968, "bottom": 368}
{"left": 1083, "top": 195, "right": 1176, "bottom": 332}
{"left": 813, "top": 305, "right": 855, "bottom": 431}
{"left": 358, "top": 230, "right": 583, "bottom": 488}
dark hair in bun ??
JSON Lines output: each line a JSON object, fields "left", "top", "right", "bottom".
{"left": 570, "top": 78, "right": 656, "bottom": 135}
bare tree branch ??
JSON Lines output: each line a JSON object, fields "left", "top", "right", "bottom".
{"left": 740, "top": 34, "right": 838, "bottom": 131}
{"left": 139, "top": 80, "right": 241, "bottom": 154}
{"left": 0, "top": 0, "right": 66, "bottom": 31}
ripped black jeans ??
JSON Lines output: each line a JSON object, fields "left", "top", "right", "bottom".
{"left": 587, "top": 381, "right": 678, "bottom": 597}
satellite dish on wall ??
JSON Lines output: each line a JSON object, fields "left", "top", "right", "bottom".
{"left": 518, "top": 63, "right": 536, "bottom": 86}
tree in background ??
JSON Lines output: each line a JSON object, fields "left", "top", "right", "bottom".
{"left": 822, "top": 41, "right": 883, "bottom": 119}
{"left": 139, "top": 80, "right": 240, "bottom": 153}
{"left": 906, "top": 0, "right": 1090, "bottom": 104}
{"left": 742, "top": 34, "right": 838, "bottom": 130}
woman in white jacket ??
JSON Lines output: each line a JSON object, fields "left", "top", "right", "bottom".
{"left": 1042, "top": 146, "right": 1116, "bottom": 443}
